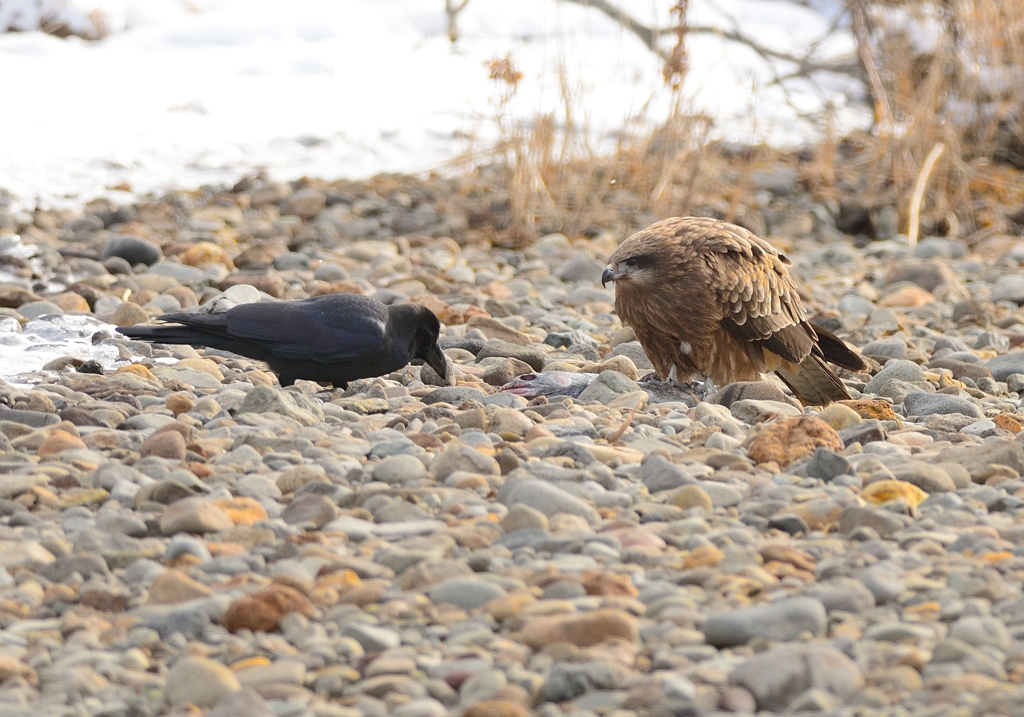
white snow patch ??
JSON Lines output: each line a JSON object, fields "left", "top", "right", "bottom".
{"left": 0, "top": 314, "right": 126, "bottom": 387}
{"left": 1, "top": 0, "right": 872, "bottom": 211}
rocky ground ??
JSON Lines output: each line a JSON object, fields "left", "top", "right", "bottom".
{"left": 1, "top": 167, "right": 1024, "bottom": 717}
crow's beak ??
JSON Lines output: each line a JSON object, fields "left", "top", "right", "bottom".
{"left": 425, "top": 341, "right": 449, "bottom": 381}
{"left": 601, "top": 267, "right": 616, "bottom": 288}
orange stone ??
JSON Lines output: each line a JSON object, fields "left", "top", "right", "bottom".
{"left": 994, "top": 414, "right": 1022, "bottom": 434}
{"left": 683, "top": 545, "right": 724, "bottom": 569}
{"left": 221, "top": 584, "right": 315, "bottom": 633}
{"left": 212, "top": 497, "right": 268, "bottom": 526}
{"left": 861, "top": 480, "right": 927, "bottom": 507}
{"left": 229, "top": 656, "right": 271, "bottom": 671}
{"left": 315, "top": 569, "right": 361, "bottom": 592}
{"left": 747, "top": 415, "right": 843, "bottom": 467}
{"left": 37, "top": 430, "right": 87, "bottom": 457}
{"left": 166, "top": 393, "right": 196, "bottom": 415}
{"left": 904, "top": 601, "right": 940, "bottom": 618}
{"left": 838, "top": 399, "right": 898, "bottom": 421}
{"left": 188, "top": 463, "right": 216, "bottom": 479}
{"left": 180, "top": 242, "right": 235, "bottom": 269}
{"left": 116, "top": 364, "right": 158, "bottom": 381}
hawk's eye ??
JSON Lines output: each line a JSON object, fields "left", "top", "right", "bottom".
{"left": 624, "top": 255, "right": 652, "bottom": 269}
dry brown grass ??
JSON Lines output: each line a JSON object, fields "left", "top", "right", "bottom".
{"left": 447, "top": 1, "right": 1024, "bottom": 248}
{"left": 811, "top": 0, "right": 1024, "bottom": 241}
{"left": 447, "top": 5, "right": 720, "bottom": 247}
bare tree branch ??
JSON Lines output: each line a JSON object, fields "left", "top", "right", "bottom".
{"left": 446, "top": 0, "right": 472, "bottom": 43}
{"left": 559, "top": 0, "right": 858, "bottom": 76}
{"left": 849, "top": 0, "right": 893, "bottom": 132}
{"left": 559, "top": 0, "right": 661, "bottom": 54}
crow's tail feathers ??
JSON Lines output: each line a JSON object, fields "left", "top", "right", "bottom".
{"left": 117, "top": 324, "right": 216, "bottom": 346}
{"left": 117, "top": 315, "right": 258, "bottom": 359}
{"left": 118, "top": 310, "right": 232, "bottom": 345}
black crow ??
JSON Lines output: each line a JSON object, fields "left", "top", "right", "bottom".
{"left": 117, "top": 293, "right": 448, "bottom": 388}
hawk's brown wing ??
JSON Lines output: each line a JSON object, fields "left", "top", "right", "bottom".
{"left": 700, "top": 225, "right": 815, "bottom": 364}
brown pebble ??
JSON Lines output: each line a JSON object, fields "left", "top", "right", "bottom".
{"left": 166, "top": 393, "right": 196, "bottom": 415}
{"left": 481, "top": 358, "right": 534, "bottom": 387}
{"left": 0, "top": 286, "right": 41, "bottom": 308}
{"left": 221, "top": 272, "right": 285, "bottom": 298}
{"left": 222, "top": 584, "right": 315, "bottom": 633}
{"left": 180, "top": 242, "right": 235, "bottom": 269}
{"left": 146, "top": 569, "right": 213, "bottom": 604}
{"left": 747, "top": 415, "right": 843, "bottom": 467}
{"left": 139, "top": 430, "right": 186, "bottom": 460}
{"left": 37, "top": 430, "right": 87, "bottom": 457}
{"left": 110, "top": 302, "right": 151, "bottom": 327}
{"left": 234, "top": 240, "right": 289, "bottom": 269}
{"left": 24, "top": 393, "right": 56, "bottom": 413}
{"left": 719, "top": 685, "right": 757, "bottom": 713}
{"left": 466, "top": 315, "right": 534, "bottom": 345}
{"left": 336, "top": 580, "right": 389, "bottom": 607}
{"left": 580, "top": 570, "right": 638, "bottom": 597}
{"left": 164, "top": 285, "right": 198, "bottom": 308}
{"left": 52, "top": 292, "right": 90, "bottom": 312}
{"left": 521, "top": 608, "right": 637, "bottom": 649}
{"left": 463, "top": 701, "right": 529, "bottom": 717}
{"left": 0, "top": 654, "right": 37, "bottom": 686}
{"left": 159, "top": 497, "right": 234, "bottom": 534}
{"left": 130, "top": 289, "right": 159, "bottom": 306}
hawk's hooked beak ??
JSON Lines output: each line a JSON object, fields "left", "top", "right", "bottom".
{"left": 601, "top": 267, "right": 616, "bottom": 288}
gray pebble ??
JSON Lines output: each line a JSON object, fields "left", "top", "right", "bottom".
{"left": 703, "top": 596, "right": 827, "bottom": 647}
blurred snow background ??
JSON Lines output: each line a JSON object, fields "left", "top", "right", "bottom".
{"left": 0, "top": 0, "right": 870, "bottom": 210}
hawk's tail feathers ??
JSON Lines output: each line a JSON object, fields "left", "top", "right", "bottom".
{"left": 810, "top": 323, "right": 865, "bottom": 372}
{"left": 774, "top": 353, "right": 851, "bottom": 407}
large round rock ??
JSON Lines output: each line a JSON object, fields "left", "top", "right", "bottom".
{"left": 101, "top": 234, "right": 163, "bottom": 266}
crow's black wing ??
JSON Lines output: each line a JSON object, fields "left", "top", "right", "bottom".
{"left": 217, "top": 296, "right": 389, "bottom": 363}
